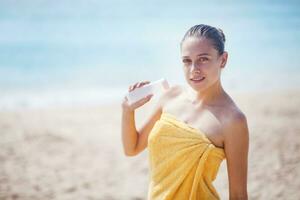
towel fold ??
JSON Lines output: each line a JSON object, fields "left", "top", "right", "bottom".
{"left": 147, "top": 112, "right": 225, "bottom": 200}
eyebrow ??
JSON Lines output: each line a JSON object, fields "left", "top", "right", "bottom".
{"left": 197, "top": 53, "right": 210, "bottom": 56}
{"left": 182, "top": 53, "right": 210, "bottom": 58}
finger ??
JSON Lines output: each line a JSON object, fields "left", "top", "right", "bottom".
{"left": 146, "top": 94, "right": 153, "bottom": 99}
{"left": 132, "top": 94, "right": 153, "bottom": 107}
{"left": 129, "top": 81, "right": 150, "bottom": 92}
{"left": 140, "top": 81, "right": 150, "bottom": 87}
{"left": 137, "top": 81, "right": 151, "bottom": 88}
{"left": 132, "top": 82, "right": 140, "bottom": 90}
{"left": 129, "top": 82, "right": 139, "bottom": 91}
{"left": 139, "top": 94, "right": 153, "bottom": 104}
{"left": 129, "top": 85, "right": 136, "bottom": 92}
{"left": 136, "top": 82, "right": 144, "bottom": 88}
{"left": 141, "top": 94, "right": 153, "bottom": 103}
{"left": 142, "top": 81, "right": 150, "bottom": 85}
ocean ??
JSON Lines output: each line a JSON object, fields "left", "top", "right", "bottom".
{"left": 0, "top": 0, "right": 299, "bottom": 110}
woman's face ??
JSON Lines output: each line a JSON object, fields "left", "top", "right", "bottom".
{"left": 180, "top": 36, "right": 227, "bottom": 92}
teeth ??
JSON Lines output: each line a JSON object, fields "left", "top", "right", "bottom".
{"left": 191, "top": 77, "right": 205, "bottom": 81}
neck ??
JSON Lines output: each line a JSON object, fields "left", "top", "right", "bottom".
{"left": 188, "top": 79, "right": 225, "bottom": 107}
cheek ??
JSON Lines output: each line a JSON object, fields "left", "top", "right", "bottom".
{"left": 200, "top": 63, "right": 211, "bottom": 71}
{"left": 205, "top": 60, "right": 221, "bottom": 71}
{"left": 209, "top": 65, "right": 222, "bottom": 80}
{"left": 182, "top": 65, "right": 189, "bottom": 73}
{"left": 182, "top": 67, "right": 191, "bottom": 79}
{"left": 199, "top": 66, "right": 220, "bottom": 81}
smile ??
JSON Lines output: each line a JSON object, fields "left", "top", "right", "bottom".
{"left": 190, "top": 77, "right": 205, "bottom": 83}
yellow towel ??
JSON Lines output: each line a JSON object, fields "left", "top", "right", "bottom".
{"left": 147, "top": 112, "right": 225, "bottom": 200}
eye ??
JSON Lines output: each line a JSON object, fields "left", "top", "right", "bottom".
{"left": 199, "top": 57, "right": 208, "bottom": 62}
{"left": 182, "top": 59, "right": 191, "bottom": 64}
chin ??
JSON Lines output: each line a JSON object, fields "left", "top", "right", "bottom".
{"left": 187, "top": 82, "right": 207, "bottom": 92}
{"left": 188, "top": 80, "right": 207, "bottom": 92}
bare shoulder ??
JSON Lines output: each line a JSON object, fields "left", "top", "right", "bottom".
{"left": 227, "top": 103, "right": 247, "bottom": 124}
{"left": 222, "top": 100, "right": 249, "bottom": 142}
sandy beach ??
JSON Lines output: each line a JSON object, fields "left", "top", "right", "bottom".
{"left": 0, "top": 89, "right": 300, "bottom": 200}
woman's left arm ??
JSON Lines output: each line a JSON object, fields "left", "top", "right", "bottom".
{"left": 224, "top": 113, "right": 249, "bottom": 200}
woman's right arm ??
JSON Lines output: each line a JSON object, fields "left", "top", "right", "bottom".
{"left": 121, "top": 100, "right": 162, "bottom": 156}
{"left": 121, "top": 81, "right": 171, "bottom": 156}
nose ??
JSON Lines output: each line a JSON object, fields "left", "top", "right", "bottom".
{"left": 190, "top": 62, "right": 201, "bottom": 74}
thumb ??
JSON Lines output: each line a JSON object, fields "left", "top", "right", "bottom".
{"left": 132, "top": 94, "right": 153, "bottom": 107}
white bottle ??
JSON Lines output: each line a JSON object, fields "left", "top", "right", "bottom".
{"left": 126, "top": 78, "right": 169, "bottom": 105}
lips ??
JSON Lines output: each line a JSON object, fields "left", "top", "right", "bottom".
{"left": 190, "top": 77, "right": 205, "bottom": 82}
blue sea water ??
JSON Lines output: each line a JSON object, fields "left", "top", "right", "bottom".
{"left": 0, "top": 0, "right": 300, "bottom": 110}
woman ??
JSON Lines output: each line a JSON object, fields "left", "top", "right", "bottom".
{"left": 121, "top": 24, "right": 249, "bottom": 200}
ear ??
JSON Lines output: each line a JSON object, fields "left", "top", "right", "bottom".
{"left": 220, "top": 51, "right": 228, "bottom": 69}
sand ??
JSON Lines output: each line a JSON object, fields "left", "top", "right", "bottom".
{"left": 0, "top": 89, "right": 300, "bottom": 200}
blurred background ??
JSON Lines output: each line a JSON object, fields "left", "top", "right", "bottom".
{"left": 1, "top": 0, "right": 299, "bottom": 110}
{"left": 0, "top": 0, "right": 300, "bottom": 200}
